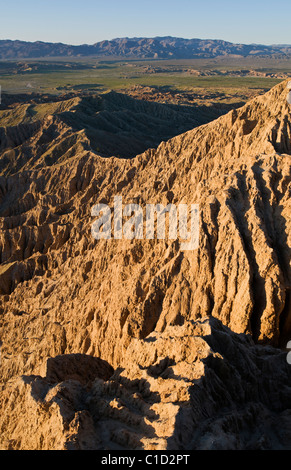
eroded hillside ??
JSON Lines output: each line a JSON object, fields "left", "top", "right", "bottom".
{"left": 0, "top": 90, "right": 224, "bottom": 171}
{"left": 0, "top": 80, "right": 290, "bottom": 450}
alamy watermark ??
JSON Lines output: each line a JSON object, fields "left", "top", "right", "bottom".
{"left": 91, "top": 196, "right": 199, "bottom": 251}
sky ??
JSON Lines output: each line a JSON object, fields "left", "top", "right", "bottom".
{"left": 1, "top": 0, "right": 291, "bottom": 46}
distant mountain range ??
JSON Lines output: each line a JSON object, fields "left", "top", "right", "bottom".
{"left": 1, "top": 37, "right": 291, "bottom": 60}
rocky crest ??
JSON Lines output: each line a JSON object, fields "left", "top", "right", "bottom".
{"left": 0, "top": 80, "right": 290, "bottom": 449}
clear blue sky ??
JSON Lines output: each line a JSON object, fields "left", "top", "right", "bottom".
{"left": 1, "top": 0, "right": 291, "bottom": 46}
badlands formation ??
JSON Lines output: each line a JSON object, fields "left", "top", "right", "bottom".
{"left": 0, "top": 80, "right": 290, "bottom": 450}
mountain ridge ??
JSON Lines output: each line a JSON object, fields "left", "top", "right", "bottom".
{"left": 1, "top": 36, "right": 291, "bottom": 59}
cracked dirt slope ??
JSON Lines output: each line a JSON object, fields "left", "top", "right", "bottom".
{"left": 0, "top": 80, "right": 290, "bottom": 449}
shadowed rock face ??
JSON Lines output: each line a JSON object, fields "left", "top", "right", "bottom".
{"left": 0, "top": 80, "right": 291, "bottom": 450}
{"left": 1, "top": 318, "right": 290, "bottom": 450}
{"left": 0, "top": 90, "right": 225, "bottom": 173}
